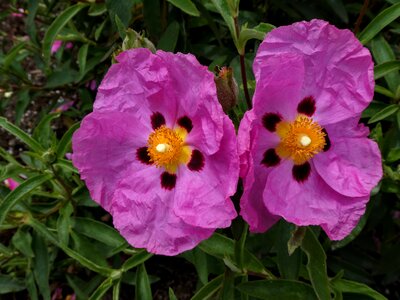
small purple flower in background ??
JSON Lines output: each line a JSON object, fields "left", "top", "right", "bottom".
{"left": 51, "top": 101, "right": 74, "bottom": 113}
{"left": 86, "top": 80, "right": 97, "bottom": 91}
{"left": 4, "top": 178, "right": 19, "bottom": 190}
{"left": 238, "top": 19, "right": 382, "bottom": 240}
{"left": 72, "top": 48, "right": 238, "bottom": 255}
{"left": 12, "top": 8, "right": 24, "bottom": 17}
{"left": 51, "top": 40, "right": 73, "bottom": 54}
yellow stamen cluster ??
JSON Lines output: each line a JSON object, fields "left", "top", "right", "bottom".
{"left": 275, "top": 115, "right": 326, "bottom": 165}
{"left": 147, "top": 126, "right": 191, "bottom": 173}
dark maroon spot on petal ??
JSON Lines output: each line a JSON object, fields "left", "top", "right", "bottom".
{"left": 177, "top": 116, "right": 193, "bottom": 133}
{"left": 151, "top": 112, "right": 166, "bottom": 130}
{"left": 188, "top": 149, "right": 205, "bottom": 171}
{"left": 292, "top": 162, "right": 311, "bottom": 183}
{"left": 322, "top": 128, "right": 331, "bottom": 151}
{"left": 136, "top": 147, "right": 152, "bottom": 165}
{"left": 297, "top": 96, "right": 316, "bottom": 116}
{"left": 161, "top": 172, "right": 177, "bottom": 190}
{"left": 261, "top": 148, "right": 280, "bottom": 167}
{"left": 262, "top": 113, "right": 282, "bottom": 132}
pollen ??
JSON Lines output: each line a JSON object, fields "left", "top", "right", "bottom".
{"left": 147, "top": 125, "right": 191, "bottom": 173}
{"left": 275, "top": 115, "right": 326, "bottom": 165}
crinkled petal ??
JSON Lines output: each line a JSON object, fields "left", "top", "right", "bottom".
{"left": 252, "top": 53, "right": 305, "bottom": 121}
{"left": 72, "top": 111, "right": 150, "bottom": 211}
{"left": 255, "top": 19, "right": 374, "bottom": 125}
{"left": 264, "top": 159, "right": 369, "bottom": 240}
{"left": 238, "top": 110, "right": 280, "bottom": 232}
{"left": 313, "top": 137, "right": 382, "bottom": 197}
{"left": 111, "top": 172, "right": 214, "bottom": 256}
{"left": 173, "top": 116, "right": 238, "bottom": 228}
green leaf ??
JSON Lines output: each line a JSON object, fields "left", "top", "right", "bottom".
{"left": 0, "top": 117, "right": 45, "bottom": 153}
{"left": 113, "top": 279, "right": 121, "bottom": 300}
{"left": 12, "top": 227, "right": 34, "bottom": 258}
{"left": 33, "top": 232, "right": 51, "bottom": 300}
{"left": 371, "top": 35, "right": 399, "bottom": 92}
{"left": 43, "top": 3, "right": 89, "bottom": 65}
{"left": 358, "top": 3, "right": 400, "bottom": 44}
{"left": 136, "top": 264, "right": 152, "bottom": 300}
{"left": 236, "top": 280, "right": 318, "bottom": 300}
{"left": 143, "top": 0, "right": 162, "bottom": 40}
{"left": 88, "top": 3, "right": 107, "bottom": 16}
{"left": 374, "top": 61, "right": 400, "bottom": 80}
{"left": 220, "top": 270, "right": 235, "bottom": 300}
{"left": 56, "top": 122, "right": 80, "bottom": 159}
{"left": 3, "top": 42, "right": 26, "bottom": 70}
{"left": 191, "top": 274, "right": 223, "bottom": 300}
{"left": 28, "top": 217, "right": 113, "bottom": 276}
{"left": 387, "top": 148, "right": 400, "bottom": 162}
{"left": 375, "top": 85, "right": 395, "bottom": 98}
{"left": 105, "top": 0, "right": 135, "bottom": 27}
{"left": 121, "top": 250, "right": 153, "bottom": 272}
{"left": 26, "top": 271, "right": 39, "bottom": 300}
{"left": 326, "top": 0, "right": 348, "bottom": 23}
{"left": 330, "top": 279, "right": 387, "bottom": 300}
{"left": 169, "top": 288, "right": 178, "bottom": 300}
{"left": 238, "top": 23, "right": 275, "bottom": 54}
{"left": 368, "top": 104, "right": 399, "bottom": 123}
{"left": 277, "top": 222, "right": 302, "bottom": 280}
{"left": 89, "top": 277, "right": 114, "bottom": 300}
{"left": 57, "top": 202, "right": 73, "bottom": 246}
{"left": 78, "top": 44, "right": 89, "bottom": 76}
{"left": 32, "top": 113, "right": 59, "bottom": 148}
{"left": 199, "top": 233, "right": 274, "bottom": 278}
{"left": 72, "top": 217, "right": 126, "bottom": 248}
{"left": 15, "top": 89, "right": 30, "bottom": 126}
{"left": 210, "top": 0, "right": 237, "bottom": 47}
{"left": 192, "top": 247, "right": 209, "bottom": 285}
{"left": 158, "top": 21, "right": 180, "bottom": 52}
{"left": 0, "top": 274, "right": 25, "bottom": 294}
{"left": 301, "top": 229, "right": 331, "bottom": 300}
{"left": 27, "top": 0, "right": 39, "bottom": 44}
{"left": 167, "top": 0, "right": 200, "bottom": 16}
{"left": 0, "top": 173, "right": 53, "bottom": 225}
{"left": 115, "top": 14, "right": 126, "bottom": 39}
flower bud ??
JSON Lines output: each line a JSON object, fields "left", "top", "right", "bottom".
{"left": 214, "top": 66, "right": 238, "bottom": 112}
{"left": 122, "top": 29, "right": 156, "bottom": 53}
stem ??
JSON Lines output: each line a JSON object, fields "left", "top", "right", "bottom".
{"left": 354, "top": 0, "right": 370, "bottom": 34}
{"left": 234, "top": 17, "right": 252, "bottom": 109}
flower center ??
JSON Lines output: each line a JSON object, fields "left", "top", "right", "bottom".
{"left": 147, "top": 125, "right": 191, "bottom": 173}
{"left": 275, "top": 115, "right": 326, "bottom": 165}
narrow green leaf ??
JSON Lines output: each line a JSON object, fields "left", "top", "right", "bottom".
{"left": 28, "top": 217, "right": 113, "bottom": 276}
{"left": 191, "top": 274, "right": 223, "bottom": 300}
{"left": 121, "top": 250, "right": 153, "bottom": 272}
{"left": 374, "top": 61, "right": 400, "bottom": 80}
{"left": 301, "top": 229, "right": 331, "bottom": 300}
{"left": 57, "top": 202, "right": 73, "bottom": 246}
{"left": 115, "top": 14, "right": 126, "bottom": 39}
{"left": 358, "top": 3, "right": 400, "bottom": 44}
{"left": 0, "top": 173, "right": 53, "bottom": 225}
{"left": 158, "top": 21, "right": 180, "bottom": 52}
{"left": 43, "top": 3, "right": 89, "bottom": 65}
{"left": 0, "top": 117, "right": 45, "bottom": 153}
{"left": 72, "top": 217, "right": 126, "bottom": 248}
{"left": 387, "top": 148, "right": 400, "bottom": 162}
{"left": 237, "top": 280, "right": 318, "bottom": 300}
{"left": 199, "top": 233, "right": 274, "bottom": 278}
{"left": 238, "top": 23, "right": 275, "bottom": 54}
{"left": 136, "top": 264, "right": 152, "bottom": 300}
{"left": 89, "top": 277, "right": 114, "bottom": 300}
{"left": 167, "top": 0, "right": 200, "bottom": 16}
{"left": 210, "top": 0, "right": 237, "bottom": 47}
{"left": 0, "top": 274, "right": 25, "bottom": 294}
{"left": 368, "top": 104, "right": 399, "bottom": 123}
{"left": 105, "top": 0, "right": 135, "bottom": 27}
{"left": 113, "top": 279, "right": 121, "bottom": 300}
{"left": 32, "top": 113, "right": 59, "bottom": 148}
{"left": 3, "top": 42, "right": 26, "bottom": 69}
{"left": 326, "top": 0, "right": 348, "bottom": 23}
{"left": 192, "top": 247, "right": 209, "bottom": 285}
{"left": 15, "top": 89, "right": 30, "bottom": 126}
{"left": 26, "top": 271, "right": 39, "bottom": 300}
{"left": 33, "top": 232, "right": 51, "bottom": 300}
{"left": 331, "top": 279, "right": 387, "bottom": 300}
{"left": 169, "top": 287, "right": 178, "bottom": 300}
{"left": 78, "top": 44, "right": 89, "bottom": 76}
{"left": 12, "top": 227, "right": 34, "bottom": 257}
{"left": 27, "top": 0, "right": 39, "bottom": 44}
{"left": 375, "top": 85, "right": 395, "bottom": 98}
{"left": 88, "top": 3, "right": 107, "bottom": 16}
{"left": 277, "top": 222, "right": 302, "bottom": 280}
{"left": 220, "top": 270, "right": 235, "bottom": 300}
{"left": 143, "top": 0, "right": 162, "bottom": 40}
{"left": 56, "top": 122, "right": 80, "bottom": 159}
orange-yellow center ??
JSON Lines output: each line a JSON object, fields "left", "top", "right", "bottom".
{"left": 147, "top": 125, "right": 191, "bottom": 173}
{"left": 275, "top": 115, "right": 326, "bottom": 165}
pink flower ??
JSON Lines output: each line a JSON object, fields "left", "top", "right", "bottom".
{"left": 86, "top": 80, "right": 97, "bottom": 91}
{"left": 51, "top": 101, "right": 74, "bottom": 113}
{"left": 72, "top": 49, "right": 238, "bottom": 255}
{"left": 51, "top": 40, "right": 73, "bottom": 54}
{"left": 4, "top": 178, "right": 19, "bottom": 190}
{"left": 238, "top": 20, "right": 382, "bottom": 240}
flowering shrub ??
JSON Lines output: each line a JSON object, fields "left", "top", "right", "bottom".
{"left": 1, "top": 1, "right": 399, "bottom": 299}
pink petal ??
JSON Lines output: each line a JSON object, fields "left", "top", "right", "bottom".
{"left": 72, "top": 111, "right": 150, "bottom": 211}
{"left": 264, "top": 159, "right": 369, "bottom": 240}
{"left": 238, "top": 110, "right": 280, "bottom": 232}
{"left": 173, "top": 117, "right": 238, "bottom": 228}
{"left": 51, "top": 40, "right": 62, "bottom": 54}
{"left": 4, "top": 178, "right": 20, "bottom": 191}
{"left": 111, "top": 172, "right": 214, "bottom": 256}
{"left": 313, "top": 136, "right": 382, "bottom": 197}
{"left": 255, "top": 19, "right": 374, "bottom": 125}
